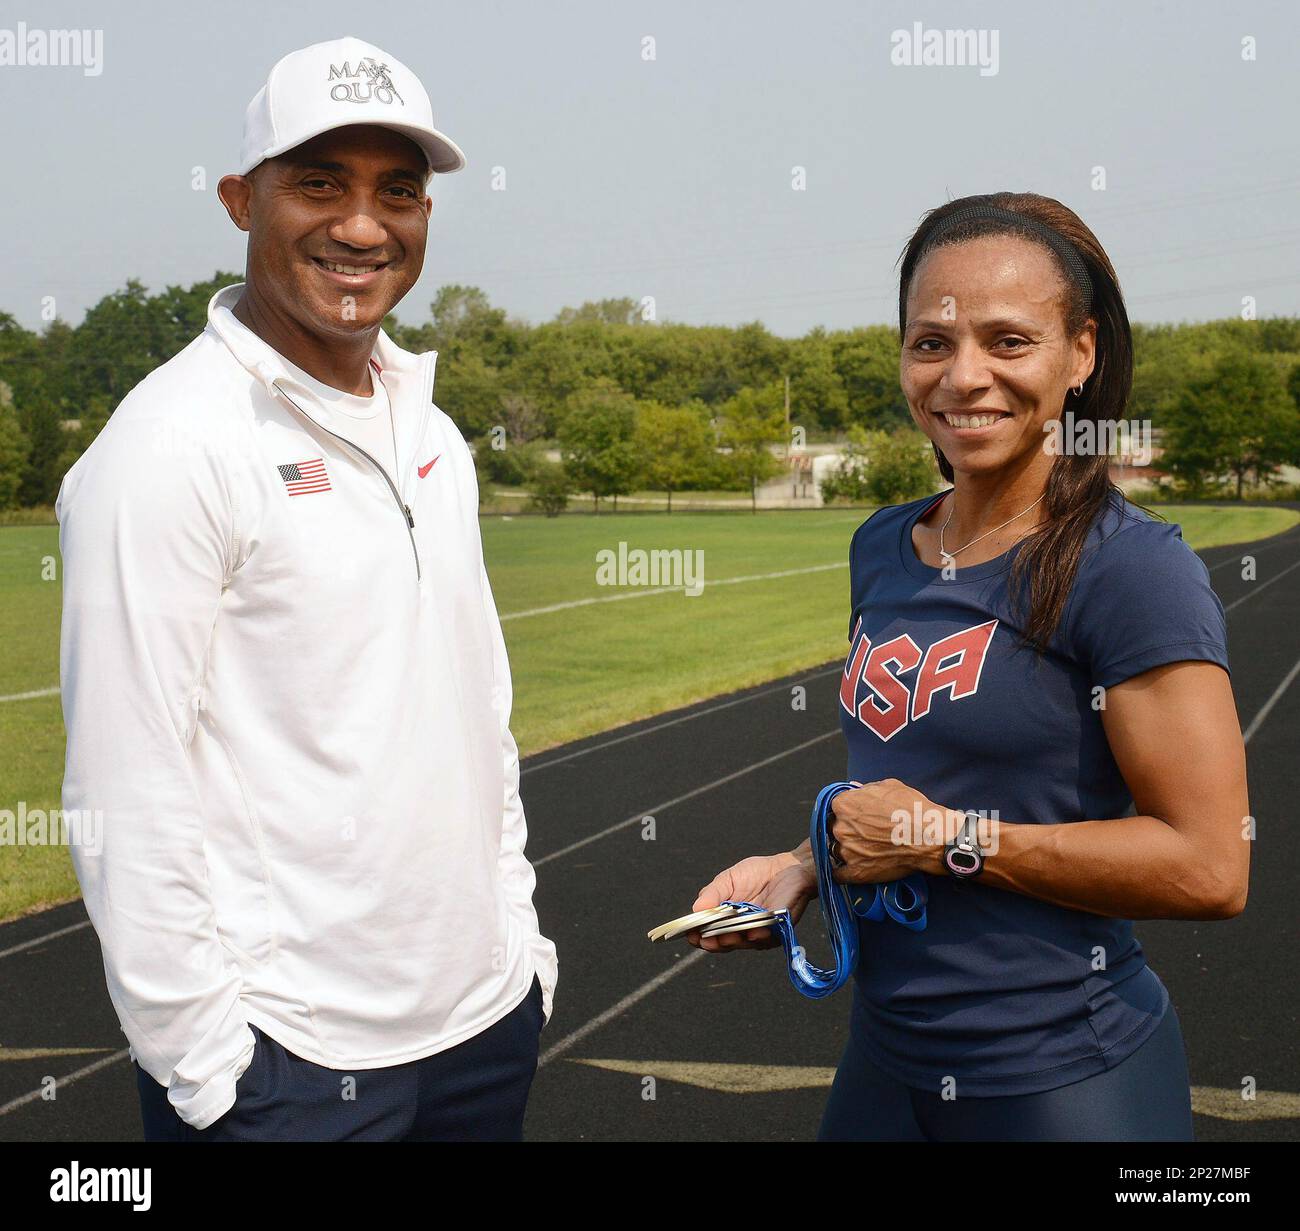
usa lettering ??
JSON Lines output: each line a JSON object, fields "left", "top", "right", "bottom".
{"left": 841, "top": 617, "right": 998, "bottom": 741}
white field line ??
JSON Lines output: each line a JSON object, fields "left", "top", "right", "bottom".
{"left": 0, "top": 686, "right": 59, "bottom": 704}
{"left": 2, "top": 548, "right": 1288, "bottom": 698}
{"left": 500, "top": 561, "right": 846, "bottom": 621}
{"left": 6, "top": 566, "right": 846, "bottom": 700}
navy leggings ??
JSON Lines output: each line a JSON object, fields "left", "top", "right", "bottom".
{"left": 135, "top": 976, "right": 544, "bottom": 1142}
{"left": 819, "top": 1002, "right": 1194, "bottom": 1142}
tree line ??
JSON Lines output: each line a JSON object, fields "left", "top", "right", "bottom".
{"left": 2, "top": 274, "right": 1299, "bottom": 515}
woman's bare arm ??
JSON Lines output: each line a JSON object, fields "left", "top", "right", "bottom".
{"left": 961, "top": 660, "right": 1250, "bottom": 920}
{"left": 701, "top": 661, "right": 1250, "bottom": 953}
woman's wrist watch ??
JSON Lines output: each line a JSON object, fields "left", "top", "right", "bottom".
{"left": 943, "top": 811, "right": 986, "bottom": 879}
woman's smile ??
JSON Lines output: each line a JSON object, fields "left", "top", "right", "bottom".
{"left": 933, "top": 408, "right": 1014, "bottom": 435}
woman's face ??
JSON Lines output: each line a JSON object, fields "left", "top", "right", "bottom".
{"left": 900, "top": 234, "right": 1095, "bottom": 480}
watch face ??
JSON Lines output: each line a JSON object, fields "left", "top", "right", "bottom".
{"left": 945, "top": 846, "right": 981, "bottom": 876}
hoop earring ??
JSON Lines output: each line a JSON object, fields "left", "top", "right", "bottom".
{"left": 1072, "top": 380, "right": 1084, "bottom": 396}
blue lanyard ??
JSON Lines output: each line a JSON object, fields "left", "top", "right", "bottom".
{"left": 726, "top": 781, "right": 929, "bottom": 999}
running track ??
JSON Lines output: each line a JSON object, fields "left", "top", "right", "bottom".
{"left": 1, "top": 520, "right": 1297, "bottom": 1142}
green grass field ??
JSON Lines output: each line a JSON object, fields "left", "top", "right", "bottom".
{"left": 480, "top": 485, "right": 772, "bottom": 513}
{"left": 1, "top": 501, "right": 1296, "bottom": 921}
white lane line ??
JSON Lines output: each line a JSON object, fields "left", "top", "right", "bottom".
{"left": 0, "top": 1048, "right": 130, "bottom": 1119}
{"left": 1223, "top": 556, "right": 1300, "bottom": 612}
{"left": 1206, "top": 531, "right": 1300, "bottom": 572}
{"left": 539, "top": 951, "right": 707, "bottom": 1068}
{"left": 0, "top": 919, "right": 91, "bottom": 961}
{"left": 533, "top": 728, "right": 841, "bottom": 867}
{"left": 523, "top": 667, "right": 841, "bottom": 775}
{"left": 1242, "top": 651, "right": 1300, "bottom": 745}
{"left": 0, "top": 686, "right": 58, "bottom": 704}
{"left": 500, "top": 561, "right": 846, "bottom": 621}
{"left": 571, "top": 1058, "right": 839, "bottom": 1092}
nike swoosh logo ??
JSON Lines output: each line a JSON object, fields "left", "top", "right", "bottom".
{"left": 418, "top": 455, "right": 441, "bottom": 478}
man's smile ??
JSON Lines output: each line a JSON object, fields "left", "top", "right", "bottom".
{"left": 309, "top": 255, "right": 391, "bottom": 287}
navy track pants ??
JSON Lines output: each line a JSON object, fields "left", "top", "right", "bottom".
{"left": 135, "top": 975, "right": 544, "bottom": 1142}
{"left": 818, "top": 1001, "right": 1195, "bottom": 1142}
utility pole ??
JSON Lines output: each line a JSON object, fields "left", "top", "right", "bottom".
{"left": 786, "top": 374, "right": 795, "bottom": 498}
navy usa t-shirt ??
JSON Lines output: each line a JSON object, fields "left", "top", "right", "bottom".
{"left": 839, "top": 488, "right": 1230, "bottom": 1096}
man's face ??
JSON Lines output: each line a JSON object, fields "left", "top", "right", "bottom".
{"left": 225, "top": 124, "right": 432, "bottom": 339}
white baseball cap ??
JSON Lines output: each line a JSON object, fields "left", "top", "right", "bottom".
{"left": 238, "top": 36, "right": 465, "bottom": 177}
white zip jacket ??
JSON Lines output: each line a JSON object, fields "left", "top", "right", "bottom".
{"left": 56, "top": 283, "right": 558, "bottom": 1130}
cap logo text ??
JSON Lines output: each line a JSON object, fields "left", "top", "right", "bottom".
{"left": 326, "top": 57, "right": 403, "bottom": 106}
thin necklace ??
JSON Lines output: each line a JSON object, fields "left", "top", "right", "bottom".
{"left": 939, "top": 490, "right": 1045, "bottom": 562}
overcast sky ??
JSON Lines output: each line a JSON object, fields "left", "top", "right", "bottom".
{"left": 3, "top": 0, "right": 1298, "bottom": 337}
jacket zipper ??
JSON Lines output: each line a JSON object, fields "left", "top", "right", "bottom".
{"left": 271, "top": 379, "right": 422, "bottom": 583}
{"left": 397, "top": 360, "right": 436, "bottom": 531}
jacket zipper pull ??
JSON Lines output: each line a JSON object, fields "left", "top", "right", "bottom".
{"left": 404, "top": 504, "right": 415, "bottom": 529}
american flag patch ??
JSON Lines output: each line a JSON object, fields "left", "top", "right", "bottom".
{"left": 277, "top": 458, "right": 331, "bottom": 496}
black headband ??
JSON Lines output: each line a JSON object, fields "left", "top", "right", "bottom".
{"left": 915, "top": 204, "right": 1094, "bottom": 314}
